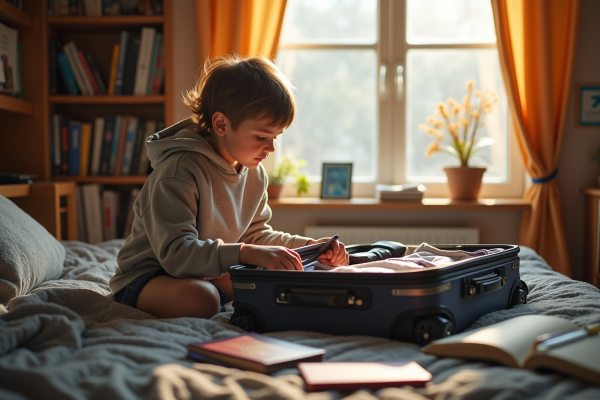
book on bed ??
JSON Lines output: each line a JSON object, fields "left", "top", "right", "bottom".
{"left": 187, "top": 333, "right": 325, "bottom": 374}
{"left": 422, "top": 315, "right": 600, "bottom": 385}
{"left": 298, "top": 361, "right": 432, "bottom": 391}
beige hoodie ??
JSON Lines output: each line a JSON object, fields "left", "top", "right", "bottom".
{"left": 109, "top": 118, "right": 310, "bottom": 295}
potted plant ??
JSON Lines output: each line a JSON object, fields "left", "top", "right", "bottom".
{"left": 591, "top": 148, "right": 600, "bottom": 187}
{"left": 419, "top": 79, "right": 498, "bottom": 200}
{"left": 267, "top": 156, "right": 309, "bottom": 199}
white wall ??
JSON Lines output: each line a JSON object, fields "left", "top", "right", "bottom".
{"left": 171, "top": 0, "right": 600, "bottom": 280}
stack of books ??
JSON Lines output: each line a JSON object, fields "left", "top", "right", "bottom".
{"left": 375, "top": 183, "right": 426, "bottom": 201}
{"left": 50, "top": 113, "right": 163, "bottom": 177}
{"left": 49, "top": 28, "right": 164, "bottom": 96}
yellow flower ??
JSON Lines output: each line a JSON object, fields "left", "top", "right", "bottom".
{"left": 474, "top": 89, "right": 481, "bottom": 97}
{"left": 426, "top": 116, "right": 439, "bottom": 125}
{"left": 427, "top": 128, "right": 443, "bottom": 140}
{"left": 459, "top": 117, "right": 469, "bottom": 126}
{"left": 471, "top": 110, "right": 479, "bottom": 118}
{"left": 435, "top": 101, "right": 448, "bottom": 117}
{"left": 466, "top": 79, "right": 475, "bottom": 91}
{"left": 418, "top": 123, "right": 429, "bottom": 132}
{"left": 425, "top": 141, "right": 440, "bottom": 157}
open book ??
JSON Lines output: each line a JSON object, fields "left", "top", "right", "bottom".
{"left": 422, "top": 315, "right": 600, "bottom": 385}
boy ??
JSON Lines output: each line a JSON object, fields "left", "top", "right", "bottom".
{"left": 109, "top": 55, "right": 349, "bottom": 319}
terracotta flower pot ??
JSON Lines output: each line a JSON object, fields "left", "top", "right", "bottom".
{"left": 267, "top": 184, "right": 283, "bottom": 199}
{"left": 444, "top": 166, "right": 486, "bottom": 200}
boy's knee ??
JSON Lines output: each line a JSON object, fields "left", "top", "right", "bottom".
{"left": 178, "top": 279, "right": 221, "bottom": 318}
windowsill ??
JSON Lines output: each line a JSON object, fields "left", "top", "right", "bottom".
{"left": 268, "top": 197, "right": 531, "bottom": 211}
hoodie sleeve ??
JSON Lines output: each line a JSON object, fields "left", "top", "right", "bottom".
{"left": 239, "top": 189, "right": 311, "bottom": 248}
{"left": 141, "top": 177, "right": 241, "bottom": 278}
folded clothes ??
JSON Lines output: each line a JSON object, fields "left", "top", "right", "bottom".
{"left": 316, "top": 243, "right": 504, "bottom": 273}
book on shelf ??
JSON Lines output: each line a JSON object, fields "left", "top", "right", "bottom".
{"left": 78, "top": 50, "right": 102, "bottom": 95}
{"left": 99, "top": 115, "right": 115, "bottom": 175}
{"left": 134, "top": 27, "right": 156, "bottom": 95}
{"left": 75, "top": 185, "right": 87, "bottom": 242}
{"left": 68, "top": 121, "right": 82, "bottom": 176}
{"left": 298, "top": 361, "right": 432, "bottom": 391}
{"left": 186, "top": 333, "right": 326, "bottom": 374}
{"left": 60, "top": 116, "right": 69, "bottom": 174}
{"left": 137, "top": 119, "right": 157, "bottom": 174}
{"left": 130, "top": 119, "right": 146, "bottom": 174}
{"left": 101, "top": 189, "right": 120, "bottom": 240}
{"left": 422, "top": 314, "right": 600, "bottom": 385}
{"left": 375, "top": 183, "right": 426, "bottom": 201}
{"left": 89, "top": 117, "right": 105, "bottom": 176}
{"left": 149, "top": 34, "right": 164, "bottom": 94}
{"left": 85, "top": 53, "right": 107, "bottom": 95}
{"left": 63, "top": 41, "right": 95, "bottom": 96}
{"left": 107, "top": 44, "right": 120, "bottom": 95}
{"left": 81, "top": 183, "right": 103, "bottom": 244}
{"left": 79, "top": 122, "right": 93, "bottom": 177}
{"left": 113, "top": 31, "right": 129, "bottom": 95}
{"left": 122, "top": 33, "right": 141, "bottom": 95}
{"left": 146, "top": 32, "right": 162, "bottom": 94}
{"left": 0, "top": 22, "right": 19, "bottom": 96}
{"left": 57, "top": 52, "right": 80, "bottom": 95}
{"left": 48, "top": 0, "right": 164, "bottom": 16}
{"left": 51, "top": 114, "right": 62, "bottom": 175}
{"left": 108, "top": 115, "right": 124, "bottom": 175}
{"left": 121, "top": 117, "right": 139, "bottom": 175}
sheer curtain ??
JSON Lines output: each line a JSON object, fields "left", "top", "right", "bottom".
{"left": 491, "top": 0, "right": 581, "bottom": 276}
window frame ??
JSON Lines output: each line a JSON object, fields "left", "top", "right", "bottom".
{"left": 274, "top": 0, "right": 524, "bottom": 199}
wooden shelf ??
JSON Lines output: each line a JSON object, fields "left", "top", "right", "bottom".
{"left": 50, "top": 95, "right": 165, "bottom": 104}
{"left": 48, "top": 15, "right": 164, "bottom": 30}
{"left": 269, "top": 197, "right": 531, "bottom": 211}
{"left": 0, "top": 183, "right": 31, "bottom": 198}
{"left": 0, "top": 95, "right": 33, "bottom": 114}
{"left": 0, "top": 1, "right": 31, "bottom": 29}
{"left": 51, "top": 175, "right": 149, "bottom": 184}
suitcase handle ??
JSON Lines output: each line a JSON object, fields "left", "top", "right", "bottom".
{"left": 275, "top": 286, "right": 371, "bottom": 309}
{"left": 462, "top": 267, "right": 507, "bottom": 298}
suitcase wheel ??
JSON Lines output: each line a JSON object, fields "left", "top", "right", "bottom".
{"left": 230, "top": 314, "right": 257, "bottom": 332}
{"left": 413, "top": 316, "right": 455, "bottom": 346}
{"left": 508, "top": 279, "right": 528, "bottom": 308}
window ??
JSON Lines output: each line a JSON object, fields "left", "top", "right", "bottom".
{"left": 275, "top": 0, "right": 523, "bottom": 198}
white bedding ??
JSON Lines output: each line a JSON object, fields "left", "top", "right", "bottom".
{"left": 1, "top": 240, "right": 599, "bottom": 400}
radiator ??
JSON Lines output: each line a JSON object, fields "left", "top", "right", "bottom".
{"left": 304, "top": 226, "right": 479, "bottom": 245}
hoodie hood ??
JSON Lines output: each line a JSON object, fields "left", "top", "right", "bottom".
{"left": 145, "top": 117, "right": 247, "bottom": 176}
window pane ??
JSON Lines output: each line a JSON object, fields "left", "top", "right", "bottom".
{"left": 405, "top": 49, "right": 508, "bottom": 183}
{"left": 280, "top": 0, "right": 377, "bottom": 45}
{"left": 407, "top": 0, "right": 496, "bottom": 44}
{"left": 277, "top": 49, "right": 377, "bottom": 181}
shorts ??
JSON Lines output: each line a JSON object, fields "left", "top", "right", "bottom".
{"left": 113, "top": 267, "right": 228, "bottom": 313}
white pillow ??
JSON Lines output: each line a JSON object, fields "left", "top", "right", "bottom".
{"left": 0, "top": 194, "right": 65, "bottom": 304}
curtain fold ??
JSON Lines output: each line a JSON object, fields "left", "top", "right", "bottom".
{"left": 194, "top": 0, "right": 287, "bottom": 61}
{"left": 491, "top": 0, "right": 580, "bottom": 276}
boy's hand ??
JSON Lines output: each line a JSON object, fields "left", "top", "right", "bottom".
{"left": 239, "top": 244, "right": 303, "bottom": 271}
{"left": 307, "top": 237, "right": 349, "bottom": 266}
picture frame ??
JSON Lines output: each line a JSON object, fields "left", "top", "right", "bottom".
{"left": 576, "top": 83, "right": 600, "bottom": 128}
{"left": 320, "top": 163, "right": 353, "bottom": 199}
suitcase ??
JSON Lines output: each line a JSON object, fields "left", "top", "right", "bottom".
{"left": 229, "top": 243, "right": 528, "bottom": 345}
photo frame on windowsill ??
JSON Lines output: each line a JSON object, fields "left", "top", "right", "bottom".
{"left": 576, "top": 83, "right": 600, "bottom": 128}
{"left": 320, "top": 163, "right": 353, "bottom": 199}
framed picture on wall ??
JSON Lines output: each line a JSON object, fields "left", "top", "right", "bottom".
{"left": 576, "top": 83, "right": 600, "bottom": 127}
{"left": 320, "top": 163, "right": 353, "bottom": 199}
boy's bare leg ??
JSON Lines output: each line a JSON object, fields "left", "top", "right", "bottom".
{"left": 137, "top": 275, "right": 221, "bottom": 318}
{"left": 211, "top": 274, "right": 234, "bottom": 302}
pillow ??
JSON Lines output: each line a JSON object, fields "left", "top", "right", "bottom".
{"left": 0, "top": 194, "right": 65, "bottom": 304}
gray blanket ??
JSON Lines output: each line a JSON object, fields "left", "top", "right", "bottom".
{"left": 1, "top": 240, "right": 599, "bottom": 400}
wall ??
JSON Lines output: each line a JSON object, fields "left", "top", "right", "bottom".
{"left": 170, "top": 0, "right": 599, "bottom": 280}
{"left": 559, "top": 0, "right": 600, "bottom": 280}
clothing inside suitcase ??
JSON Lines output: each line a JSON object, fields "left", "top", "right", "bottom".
{"left": 229, "top": 243, "right": 528, "bottom": 345}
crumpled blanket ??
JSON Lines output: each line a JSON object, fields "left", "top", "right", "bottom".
{"left": 316, "top": 243, "right": 504, "bottom": 272}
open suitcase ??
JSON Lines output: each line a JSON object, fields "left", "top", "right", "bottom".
{"left": 228, "top": 242, "right": 528, "bottom": 345}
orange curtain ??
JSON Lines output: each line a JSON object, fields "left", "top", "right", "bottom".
{"left": 194, "top": 0, "right": 287, "bottom": 61}
{"left": 491, "top": 0, "right": 580, "bottom": 276}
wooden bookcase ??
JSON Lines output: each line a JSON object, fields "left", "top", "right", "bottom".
{"left": 1, "top": 0, "right": 173, "bottom": 184}
{"left": 1, "top": 1, "right": 174, "bottom": 242}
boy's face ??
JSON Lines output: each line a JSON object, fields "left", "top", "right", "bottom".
{"left": 211, "top": 112, "right": 283, "bottom": 170}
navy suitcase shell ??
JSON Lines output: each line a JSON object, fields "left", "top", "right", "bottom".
{"left": 228, "top": 244, "right": 528, "bottom": 345}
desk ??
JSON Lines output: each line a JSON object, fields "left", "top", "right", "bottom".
{"left": 0, "top": 181, "right": 77, "bottom": 240}
{"left": 583, "top": 188, "right": 600, "bottom": 287}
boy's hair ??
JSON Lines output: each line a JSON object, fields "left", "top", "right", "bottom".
{"left": 183, "top": 54, "right": 296, "bottom": 136}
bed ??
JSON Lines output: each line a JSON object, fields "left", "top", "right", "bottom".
{"left": 1, "top": 196, "right": 600, "bottom": 399}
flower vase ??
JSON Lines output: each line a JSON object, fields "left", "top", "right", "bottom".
{"left": 444, "top": 166, "right": 486, "bottom": 200}
{"left": 267, "top": 184, "right": 283, "bottom": 199}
